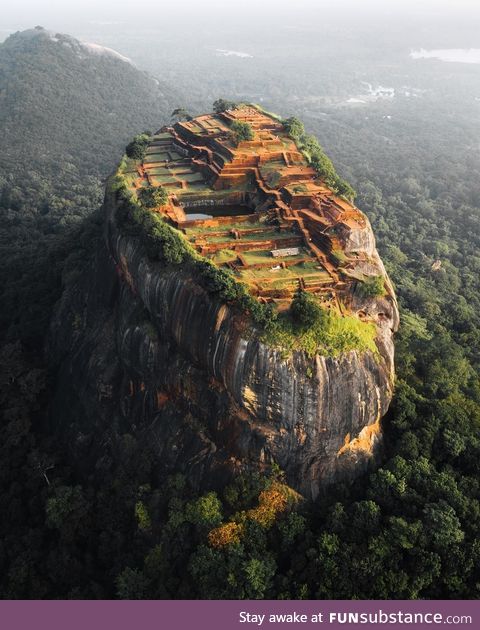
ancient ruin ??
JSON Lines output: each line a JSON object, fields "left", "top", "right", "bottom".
{"left": 124, "top": 106, "right": 380, "bottom": 313}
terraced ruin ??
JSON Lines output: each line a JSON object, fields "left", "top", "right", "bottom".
{"left": 124, "top": 106, "right": 377, "bottom": 313}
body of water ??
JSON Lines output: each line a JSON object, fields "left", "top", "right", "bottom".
{"left": 184, "top": 213, "right": 212, "bottom": 221}
{"left": 411, "top": 48, "right": 480, "bottom": 64}
{"left": 184, "top": 205, "right": 252, "bottom": 219}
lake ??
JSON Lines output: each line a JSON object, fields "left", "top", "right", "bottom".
{"left": 410, "top": 49, "right": 480, "bottom": 64}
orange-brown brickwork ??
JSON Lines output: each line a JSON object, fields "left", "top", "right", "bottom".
{"left": 128, "top": 106, "right": 371, "bottom": 310}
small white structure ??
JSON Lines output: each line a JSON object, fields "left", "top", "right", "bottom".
{"left": 271, "top": 247, "right": 300, "bottom": 258}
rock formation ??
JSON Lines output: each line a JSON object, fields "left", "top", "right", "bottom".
{"left": 49, "top": 107, "right": 399, "bottom": 499}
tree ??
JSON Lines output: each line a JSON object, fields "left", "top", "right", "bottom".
{"left": 115, "top": 568, "right": 149, "bottom": 599}
{"left": 138, "top": 185, "right": 168, "bottom": 208}
{"left": 290, "top": 289, "right": 325, "bottom": 329}
{"left": 125, "top": 134, "right": 149, "bottom": 160}
{"left": 423, "top": 501, "right": 465, "bottom": 549}
{"left": 282, "top": 116, "right": 305, "bottom": 140}
{"left": 135, "top": 501, "right": 151, "bottom": 531}
{"left": 357, "top": 275, "right": 385, "bottom": 298}
{"left": 185, "top": 492, "right": 223, "bottom": 528}
{"left": 230, "top": 121, "right": 254, "bottom": 144}
{"left": 213, "top": 99, "right": 237, "bottom": 113}
{"left": 171, "top": 107, "right": 192, "bottom": 122}
{"left": 45, "top": 485, "right": 90, "bottom": 541}
{"left": 242, "top": 557, "right": 276, "bottom": 599}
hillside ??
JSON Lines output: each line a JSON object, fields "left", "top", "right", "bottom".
{"left": 0, "top": 26, "right": 175, "bottom": 177}
{"left": 0, "top": 26, "right": 177, "bottom": 347}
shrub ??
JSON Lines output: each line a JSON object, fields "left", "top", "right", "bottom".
{"left": 304, "top": 136, "right": 337, "bottom": 183}
{"left": 196, "top": 259, "right": 244, "bottom": 301}
{"left": 125, "top": 133, "right": 149, "bottom": 160}
{"left": 115, "top": 182, "right": 193, "bottom": 265}
{"left": 282, "top": 116, "right": 305, "bottom": 141}
{"left": 141, "top": 215, "right": 192, "bottom": 265}
{"left": 290, "top": 289, "right": 325, "bottom": 329}
{"left": 281, "top": 118, "right": 356, "bottom": 200}
{"left": 357, "top": 275, "right": 386, "bottom": 298}
{"left": 138, "top": 184, "right": 168, "bottom": 208}
{"left": 171, "top": 107, "right": 192, "bottom": 122}
{"left": 230, "top": 120, "right": 254, "bottom": 144}
{"left": 292, "top": 184, "right": 308, "bottom": 193}
{"left": 213, "top": 99, "right": 237, "bottom": 113}
{"left": 336, "top": 178, "right": 356, "bottom": 200}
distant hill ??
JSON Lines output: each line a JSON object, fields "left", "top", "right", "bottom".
{"left": 0, "top": 26, "right": 180, "bottom": 346}
{"left": 0, "top": 26, "right": 177, "bottom": 182}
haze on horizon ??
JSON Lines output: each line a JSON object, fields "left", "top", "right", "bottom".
{"left": 2, "top": 0, "right": 480, "bottom": 33}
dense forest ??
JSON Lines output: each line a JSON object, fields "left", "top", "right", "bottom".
{"left": 0, "top": 27, "right": 176, "bottom": 348}
{"left": 1, "top": 26, "right": 480, "bottom": 599}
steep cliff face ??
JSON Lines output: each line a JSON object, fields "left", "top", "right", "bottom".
{"left": 49, "top": 190, "right": 399, "bottom": 499}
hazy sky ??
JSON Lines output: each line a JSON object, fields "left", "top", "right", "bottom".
{"left": 2, "top": 0, "right": 480, "bottom": 29}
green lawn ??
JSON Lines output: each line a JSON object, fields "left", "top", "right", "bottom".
{"left": 242, "top": 248, "right": 308, "bottom": 265}
{"left": 144, "top": 153, "right": 170, "bottom": 164}
{"left": 184, "top": 220, "right": 264, "bottom": 236}
{"left": 288, "top": 261, "right": 326, "bottom": 275}
{"left": 146, "top": 166, "right": 171, "bottom": 175}
{"left": 168, "top": 166, "right": 195, "bottom": 175}
{"left": 182, "top": 173, "right": 205, "bottom": 183}
{"left": 151, "top": 132, "right": 174, "bottom": 141}
{"left": 242, "top": 250, "right": 277, "bottom": 264}
{"left": 210, "top": 249, "right": 238, "bottom": 264}
{"left": 206, "top": 230, "right": 298, "bottom": 245}
{"left": 150, "top": 175, "right": 179, "bottom": 186}
{"left": 237, "top": 265, "right": 330, "bottom": 289}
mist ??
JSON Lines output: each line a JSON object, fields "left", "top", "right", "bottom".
{"left": 2, "top": 0, "right": 480, "bottom": 35}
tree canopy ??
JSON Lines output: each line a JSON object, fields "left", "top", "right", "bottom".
{"left": 213, "top": 99, "right": 238, "bottom": 113}
{"left": 230, "top": 120, "right": 254, "bottom": 144}
{"left": 137, "top": 184, "right": 169, "bottom": 208}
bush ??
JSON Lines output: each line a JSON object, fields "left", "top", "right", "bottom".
{"left": 138, "top": 184, "right": 168, "bottom": 208}
{"left": 282, "top": 116, "right": 305, "bottom": 141}
{"left": 141, "top": 214, "right": 192, "bottom": 265}
{"left": 196, "top": 259, "right": 242, "bottom": 299}
{"left": 336, "top": 178, "right": 356, "bottom": 200}
{"left": 290, "top": 289, "right": 325, "bottom": 329}
{"left": 213, "top": 99, "right": 237, "bottom": 113}
{"left": 357, "top": 275, "right": 386, "bottom": 298}
{"left": 115, "top": 182, "right": 192, "bottom": 265}
{"left": 125, "top": 133, "right": 149, "bottom": 160}
{"left": 230, "top": 120, "right": 254, "bottom": 144}
{"left": 171, "top": 107, "right": 192, "bottom": 122}
{"left": 281, "top": 119, "right": 356, "bottom": 200}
